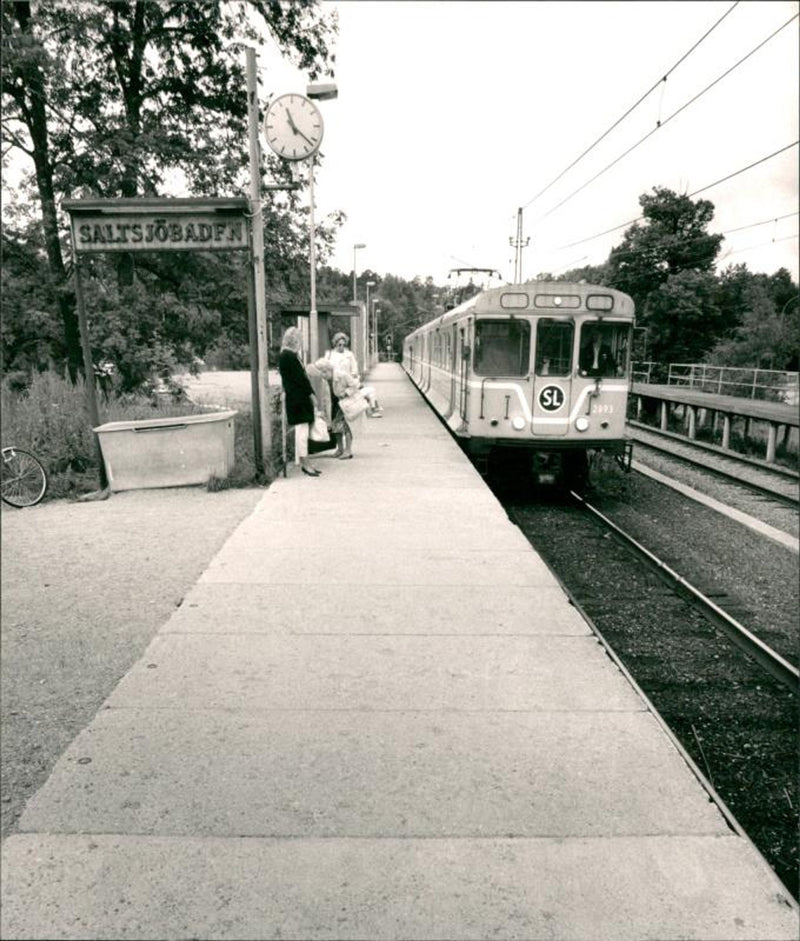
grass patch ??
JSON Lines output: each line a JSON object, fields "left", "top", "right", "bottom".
{"left": 1, "top": 371, "right": 285, "bottom": 501}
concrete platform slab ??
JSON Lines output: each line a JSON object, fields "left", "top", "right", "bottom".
{"left": 200, "top": 545, "right": 556, "bottom": 586}
{"left": 3, "top": 833, "right": 796, "bottom": 941}
{"left": 105, "top": 634, "right": 644, "bottom": 712}
{"left": 5, "top": 363, "right": 797, "bottom": 940}
{"left": 222, "top": 517, "right": 532, "bottom": 551}
{"left": 166, "top": 582, "right": 591, "bottom": 635}
{"left": 19, "top": 709, "right": 725, "bottom": 838}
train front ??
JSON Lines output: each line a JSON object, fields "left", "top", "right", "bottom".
{"left": 464, "top": 284, "right": 636, "bottom": 483}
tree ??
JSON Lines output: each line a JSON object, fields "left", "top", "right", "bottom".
{"left": 1, "top": 0, "right": 338, "bottom": 381}
{"left": 706, "top": 278, "right": 799, "bottom": 371}
{"left": 642, "top": 270, "right": 724, "bottom": 364}
{"left": 1, "top": 5, "right": 82, "bottom": 377}
{"left": 538, "top": 262, "right": 609, "bottom": 285}
{"left": 607, "top": 186, "right": 723, "bottom": 315}
{"left": 1, "top": 224, "right": 62, "bottom": 374}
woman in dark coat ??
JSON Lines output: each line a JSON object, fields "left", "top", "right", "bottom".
{"left": 278, "top": 326, "right": 321, "bottom": 476}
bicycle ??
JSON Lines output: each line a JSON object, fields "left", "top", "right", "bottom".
{"left": 1, "top": 447, "right": 48, "bottom": 508}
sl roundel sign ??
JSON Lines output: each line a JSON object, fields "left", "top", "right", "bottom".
{"left": 538, "top": 385, "right": 565, "bottom": 411}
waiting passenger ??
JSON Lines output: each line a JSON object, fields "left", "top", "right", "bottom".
{"left": 326, "top": 332, "right": 383, "bottom": 416}
{"left": 278, "top": 327, "right": 321, "bottom": 477}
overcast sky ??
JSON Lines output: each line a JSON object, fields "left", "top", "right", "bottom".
{"left": 259, "top": 0, "right": 798, "bottom": 286}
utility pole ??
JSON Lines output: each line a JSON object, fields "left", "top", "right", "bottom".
{"left": 245, "top": 48, "right": 271, "bottom": 476}
{"left": 509, "top": 207, "right": 530, "bottom": 284}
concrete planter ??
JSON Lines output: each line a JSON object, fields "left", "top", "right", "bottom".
{"left": 94, "top": 410, "right": 237, "bottom": 492}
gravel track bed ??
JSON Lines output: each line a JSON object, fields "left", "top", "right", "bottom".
{"left": 633, "top": 441, "right": 800, "bottom": 537}
{"left": 492, "top": 463, "right": 798, "bottom": 901}
{"left": 590, "top": 467, "right": 798, "bottom": 665}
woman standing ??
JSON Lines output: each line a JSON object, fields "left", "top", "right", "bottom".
{"left": 278, "top": 327, "right": 321, "bottom": 477}
{"left": 327, "top": 332, "right": 382, "bottom": 416}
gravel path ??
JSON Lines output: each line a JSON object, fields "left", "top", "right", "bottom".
{"left": 1, "top": 485, "right": 264, "bottom": 839}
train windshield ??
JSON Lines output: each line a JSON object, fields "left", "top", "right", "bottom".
{"left": 474, "top": 319, "right": 530, "bottom": 376}
{"left": 578, "top": 322, "right": 630, "bottom": 377}
{"left": 535, "top": 319, "right": 574, "bottom": 376}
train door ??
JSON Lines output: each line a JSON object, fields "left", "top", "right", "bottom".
{"left": 425, "top": 332, "right": 432, "bottom": 391}
{"left": 450, "top": 325, "right": 458, "bottom": 413}
{"left": 457, "top": 323, "right": 470, "bottom": 420}
{"left": 531, "top": 318, "right": 574, "bottom": 435}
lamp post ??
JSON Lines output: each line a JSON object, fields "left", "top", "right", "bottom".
{"left": 370, "top": 298, "right": 380, "bottom": 364}
{"left": 306, "top": 82, "right": 338, "bottom": 361}
{"left": 364, "top": 280, "right": 376, "bottom": 370}
{"left": 352, "top": 243, "right": 366, "bottom": 304}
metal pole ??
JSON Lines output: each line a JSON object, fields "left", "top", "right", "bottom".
{"left": 309, "top": 155, "right": 318, "bottom": 362}
{"left": 353, "top": 246, "right": 357, "bottom": 304}
{"left": 245, "top": 257, "right": 264, "bottom": 475}
{"left": 73, "top": 256, "right": 108, "bottom": 491}
{"left": 365, "top": 283, "right": 375, "bottom": 375}
{"left": 245, "top": 47, "right": 271, "bottom": 475}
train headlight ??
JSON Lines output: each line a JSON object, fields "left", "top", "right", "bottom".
{"left": 575, "top": 417, "right": 590, "bottom": 432}
{"left": 512, "top": 417, "right": 526, "bottom": 431}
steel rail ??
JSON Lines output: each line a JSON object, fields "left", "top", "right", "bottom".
{"left": 627, "top": 425, "right": 799, "bottom": 505}
{"left": 628, "top": 420, "right": 799, "bottom": 481}
{"left": 631, "top": 437, "right": 799, "bottom": 507}
{"left": 570, "top": 490, "right": 799, "bottom": 692}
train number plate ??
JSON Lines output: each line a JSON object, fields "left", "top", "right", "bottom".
{"left": 591, "top": 403, "right": 614, "bottom": 414}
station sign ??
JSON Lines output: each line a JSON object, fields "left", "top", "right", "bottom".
{"left": 63, "top": 198, "right": 250, "bottom": 254}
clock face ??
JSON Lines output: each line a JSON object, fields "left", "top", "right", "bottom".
{"left": 263, "top": 93, "right": 324, "bottom": 161}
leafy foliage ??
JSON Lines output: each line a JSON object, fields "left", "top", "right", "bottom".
{"left": 606, "top": 187, "right": 723, "bottom": 311}
{"left": 1, "top": 0, "right": 340, "bottom": 384}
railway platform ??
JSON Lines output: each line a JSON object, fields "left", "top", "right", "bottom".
{"left": 2, "top": 363, "right": 797, "bottom": 940}
{"left": 631, "top": 382, "right": 799, "bottom": 464}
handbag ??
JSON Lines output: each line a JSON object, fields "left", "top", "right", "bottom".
{"left": 338, "top": 392, "right": 369, "bottom": 422}
{"left": 309, "top": 414, "right": 330, "bottom": 442}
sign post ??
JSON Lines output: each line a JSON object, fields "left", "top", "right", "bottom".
{"left": 64, "top": 196, "right": 271, "bottom": 484}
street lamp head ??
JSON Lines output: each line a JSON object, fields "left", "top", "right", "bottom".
{"left": 307, "top": 82, "right": 338, "bottom": 101}
{"left": 354, "top": 242, "right": 366, "bottom": 250}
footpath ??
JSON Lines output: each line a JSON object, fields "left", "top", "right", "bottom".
{"left": 2, "top": 363, "right": 797, "bottom": 940}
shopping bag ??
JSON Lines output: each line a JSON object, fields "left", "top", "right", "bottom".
{"left": 309, "top": 414, "right": 330, "bottom": 442}
{"left": 338, "top": 392, "right": 369, "bottom": 422}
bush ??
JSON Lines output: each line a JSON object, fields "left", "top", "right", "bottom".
{"left": 203, "top": 336, "right": 252, "bottom": 371}
{"left": 1, "top": 370, "right": 284, "bottom": 500}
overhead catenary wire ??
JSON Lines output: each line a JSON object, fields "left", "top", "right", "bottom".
{"left": 534, "top": 12, "right": 799, "bottom": 225}
{"left": 551, "top": 141, "right": 799, "bottom": 254}
{"left": 519, "top": 1, "right": 741, "bottom": 212}
{"left": 550, "top": 222, "right": 799, "bottom": 273}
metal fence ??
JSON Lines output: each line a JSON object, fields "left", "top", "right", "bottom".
{"left": 632, "top": 362, "right": 799, "bottom": 405}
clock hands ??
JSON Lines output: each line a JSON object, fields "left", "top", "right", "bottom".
{"left": 285, "top": 108, "right": 315, "bottom": 149}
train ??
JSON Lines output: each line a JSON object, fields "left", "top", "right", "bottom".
{"left": 402, "top": 279, "right": 636, "bottom": 485}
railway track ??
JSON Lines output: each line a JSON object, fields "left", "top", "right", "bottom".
{"left": 570, "top": 490, "right": 798, "bottom": 690}
{"left": 627, "top": 420, "right": 799, "bottom": 506}
{"left": 498, "top": 468, "right": 798, "bottom": 901}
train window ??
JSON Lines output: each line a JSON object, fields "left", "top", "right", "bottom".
{"left": 500, "top": 292, "right": 529, "bottom": 309}
{"left": 535, "top": 319, "right": 574, "bottom": 376}
{"left": 587, "top": 294, "right": 614, "bottom": 311}
{"left": 473, "top": 319, "right": 530, "bottom": 376}
{"left": 578, "top": 322, "right": 630, "bottom": 377}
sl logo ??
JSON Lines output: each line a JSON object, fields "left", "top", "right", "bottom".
{"left": 539, "top": 385, "right": 565, "bottom": 411}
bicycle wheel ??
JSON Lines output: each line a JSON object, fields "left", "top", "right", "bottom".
{"left": 1, "top": 448, "right": 48, "bottom": 508}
